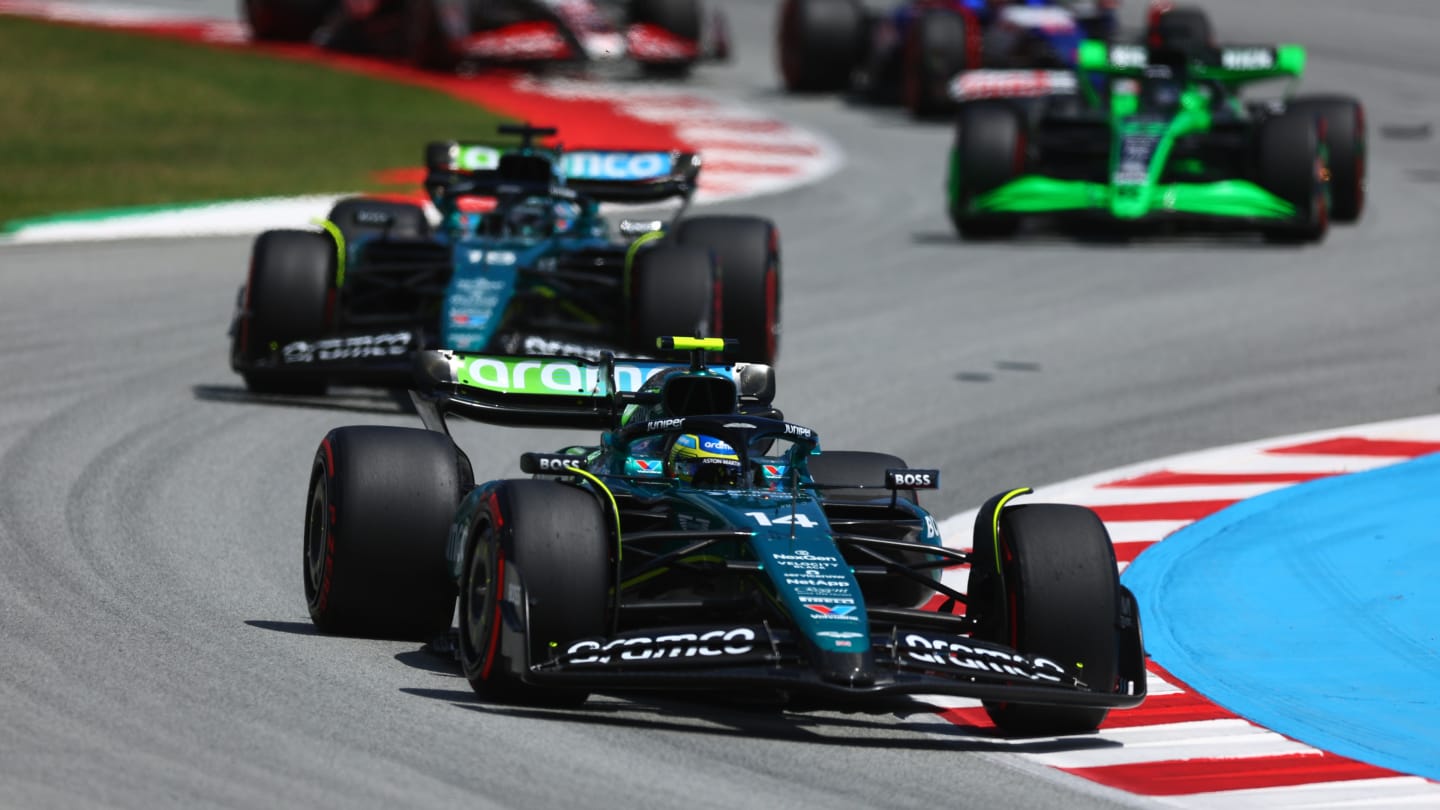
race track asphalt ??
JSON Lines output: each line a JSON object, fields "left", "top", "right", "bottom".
{"left": 2, "top": 1, "right": 1438, "bottom": 807}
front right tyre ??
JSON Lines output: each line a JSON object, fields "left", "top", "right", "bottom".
{"left": 458, "top": 480, "right": 610, "bottom": 706}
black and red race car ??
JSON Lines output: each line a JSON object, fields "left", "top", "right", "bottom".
{"left": 242, "top": 0, "right": 728, "bottom": 76}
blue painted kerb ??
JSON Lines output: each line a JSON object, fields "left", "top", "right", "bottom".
{"left": 1123, "top": 451, "right": 1440, "bottom": 781}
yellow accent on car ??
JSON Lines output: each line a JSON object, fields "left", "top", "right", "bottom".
{"left": 567, "top": 467, "right": 623, "bottom": 563}
{"left": 991, "top": 487, "right": 1033, "bottom": 573}
{"left": 623, "top": 229, "right": 666, "bottom": 300}
{"left": 313, "top": 218, "right": 346, "bottom": 287}
{"left": 658, "top": 336, "right": 726, "bottom": 352}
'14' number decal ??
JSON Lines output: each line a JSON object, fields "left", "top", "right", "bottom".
{"left": 745, "top": 511, "right": 818, "bottom": 529}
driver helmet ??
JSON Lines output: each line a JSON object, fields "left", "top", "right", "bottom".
{"left": 552, "top": 199, "right": 581, "bottom": 234}
{"left": 667, "top": 434, "right": 744, "bottom": 489}
{"left": 504, "top": 196, "right": 553, "bottom": 238}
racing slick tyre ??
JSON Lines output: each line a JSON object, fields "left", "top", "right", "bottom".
{"left": 902, "top": 10, "right": 973, "bottom": 119}
{"left": 326, "top": 197, "right": 431, "bottom": 245}
{"left": 1287, "top": 96, "right": 1366, "bottom": 222}
{"left": 458, "top": 480, "right": 610, "bottom": 706}
{"left": 674, "top": 216, "right": 782, "bottom": 365}
{"left": 807, "top": 450, "right": 913, "bottom": 504}
{"left": 304, "top": 426, "right": 468, "bottom": 640}
{"left": 949, "top": 101, "right": 1025, "bottom": 239}
{"left": 630, "top": 0, "right": 702, "bottom": 77}
{"left": 969, "top": 503, "right": 1121, "bottom": 735}
{"left": 241, "top": 0, "right": 329, "bottom": 42}
{"left": 777, "top": 0, "right": 865, "bottom": 93}
{"left": 1258, "top": 112, "right": 1329, "bottom": 244}
{"left": 627, "top": 244, "right": 719, "bottom": 357}
{"left": 809, "top": 451, "right": 934, "bottom": 608}
{"left": 234, "top": 229, "right": 333, "bottom": 395}
{"left": 1146, "top": 5, "right": 1213, "bottom": 55}
{"left": 404, "top": 0, "right": 460, "bottom": 71}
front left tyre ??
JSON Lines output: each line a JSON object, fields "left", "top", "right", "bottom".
{"left": 968, "top": 503, "right": 1124, "bottom": 736}
{"left": 304, "top": 426, "right": 467, "bottom": 640}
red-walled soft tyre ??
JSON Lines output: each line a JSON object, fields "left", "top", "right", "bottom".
{"left": 457, "top": 480, "right": 609, "bottom": 706}
{"left": 902, "top": 10, "right": 972, "bottom": 119}
{"left": 777, "top": 0, "right": 865, "bottom": 93}
{"left": 674, "top": 216, "right": 781, "bottom": 365}
{"left": 969, "top": 504, "right": 1122, "bottom": 736}
{"left": 1287, "top": 96, "right": 1366, "bottom": 222}
{"left": 304, "top": 426, "right": 466, "bottom": 640}
{"left": 241, "top": 0, "right": 330, "bottom": 42}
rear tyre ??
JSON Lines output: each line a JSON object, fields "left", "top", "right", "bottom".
{"left": 631, "top": 0, "right": 702, "bottom": 77}
{"left": 458, "top": 480, "right": 610, "bottom": 706}
{"left": 777, "top": 0, "right": 865, "bottom": 93}
{"left": 234, "top": 229, "right": 334, "bottom": 395}
{"left": 949, "top": 101, "right": 1025, "bottom": 239}
{"left": 1286, "top": 96, "right": 1365, "bottom": 222}
{"left": 902, "top": 10, "right": 972, "bottom": 119}
{"left": 807, "top": 450, "right": 912, "bottom": 503}
{"left": 627, "top": 244, "right": 719, "bottom": 356}
{"left": 242, "top": 0, "right": 329, "bottom": 42}
{"left": 405, "top": 0, "right": 459, "bottom": 71}
{"left": 970, "top": 504, "right": 1121, "bottom": 736}
{"left": 1147, "top": 5, "right": 1213, "bottom": 55}
{"left": 304, "top": 426, "right": 466, "bottom": 639}
{"left": 326, "top": 197, "right": 431, "bottom": 245}
{"left": 674, "top": 216, "right": 782, "bottom": 365}
{"left": 810, "top": 451, "right": 932, "bottom": 608}
{"left": 1258, "top": 112, "right": 1328, "bottom": 243}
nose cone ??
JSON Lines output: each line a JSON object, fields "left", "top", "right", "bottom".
{"left": 818, "top": 650, "right": 877, "bottom": 688}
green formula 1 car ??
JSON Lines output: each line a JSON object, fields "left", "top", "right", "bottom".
{"left": 946, "top": 39, "right": 1366, "bottom": 242}
{"left": 302, "top": 337, "right": 1145, "bottom": 734}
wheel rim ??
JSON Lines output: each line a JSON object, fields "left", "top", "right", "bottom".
{"left": 460, "top": 528, "right": 502, "bottom": 680}
{"left": 303, "top": 472, "right": 328, "bottom": 607}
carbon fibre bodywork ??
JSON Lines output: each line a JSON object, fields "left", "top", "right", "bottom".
{"left": 409, "top": 342, "right": 1146, "bottom": 722}
{"left": 947, "top": 40, "right": 1364, "bottom": 237}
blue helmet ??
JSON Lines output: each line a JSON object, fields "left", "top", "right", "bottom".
{"left": 667, "top": 434, "right": 744, "bottom": 489}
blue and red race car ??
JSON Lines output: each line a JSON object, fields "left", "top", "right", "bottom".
{"left": 777, "top": 0, "right": 1118, "bottom": 117}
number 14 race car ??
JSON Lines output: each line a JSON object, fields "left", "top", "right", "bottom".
{"left": 302, "top": 337, "right": 1146, "bottom": 734}
{"left": 243, "top": 0, "right": 729, "bottom": 76}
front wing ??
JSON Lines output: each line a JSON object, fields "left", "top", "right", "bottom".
{"left": 524, "top": 623, "right": 1147, "bottom": 709}
{"left": 969, "top": 175, "right": 1299, "bottom": 224}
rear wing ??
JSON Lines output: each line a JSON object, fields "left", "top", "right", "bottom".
{"left": 425, "top": 141, "right": 701, "bottom": 205}
{"left": 1076, "top": 40, "right": 1307, "bottom": 83}
{"left": 410, "top": 342, "right": 774, "bottom": 432}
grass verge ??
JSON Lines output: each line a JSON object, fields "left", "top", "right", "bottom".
{"left": 0, "top": 15, "right": 510, "bottom": 228}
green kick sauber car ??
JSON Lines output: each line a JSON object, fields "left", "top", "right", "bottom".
{"left": 947, "top": 40, "right": 1366, "bottom": 242}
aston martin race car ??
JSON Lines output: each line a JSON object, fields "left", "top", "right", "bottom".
{"left": 242, "top": 0, "right": 728, "bottom": 76}
{"left": 229, "top": 124, "right": 780, "bottom": 394}
{"left": 947, "top": 38, "right": 1366, "bottom": 241}
{"left": 777, "top": 0, "right": 1118, "bottom": 117}
{"left": 302, "top": 336, "right": 1146, "bottom": 734}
